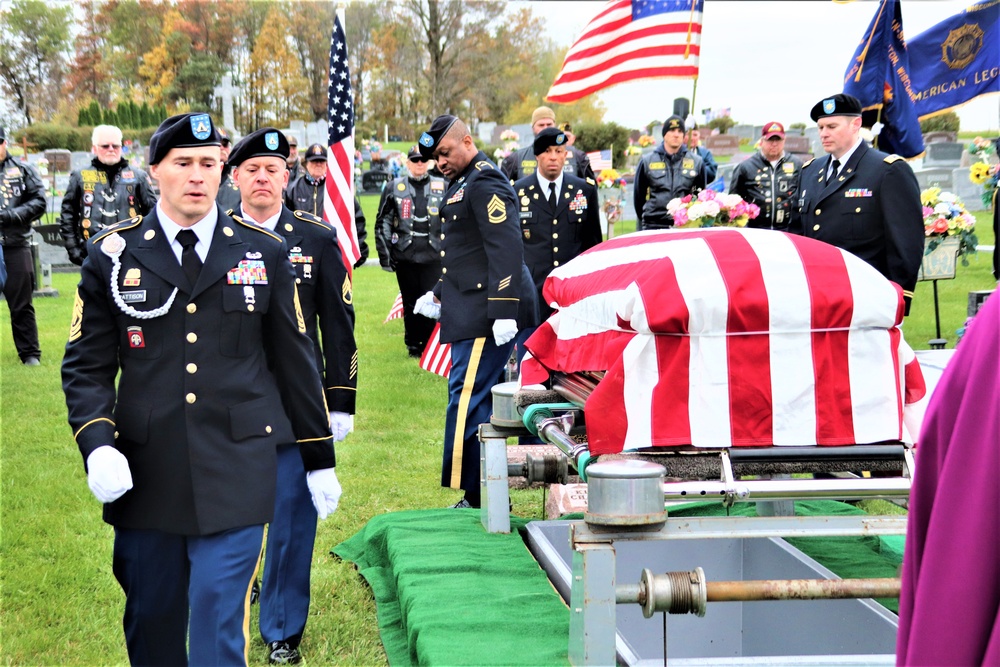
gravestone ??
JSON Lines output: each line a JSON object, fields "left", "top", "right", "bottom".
{"left": 304, "top": 120, "right": 327, "bottom": 147}
{"left": 968, "top": 290, "right": 994, "bottom": 316}
{"left": 923, "top": 131, "right": 957, "bottom": 144}
{"left": 913, "top": 168, "right": 954, "bottom": 190}
{"left": 783, "top": 135, "right": 812, "bottom": 159}
{"left": 731, "top": 125, "right": 756, "bottom": 142}
{"left": 952, "top": 167, "right": 986, "bottom": 211}
{"left": 212, "top": 74, "right": 237, "bottom": 132}
{"left": 923, "top": 142, "right": 963, "bottom": 167}
{"left": 44, "top": 149, "right": 71, "bottom": 173}
{"left": 703, "top": 134, "right": 739, "bottom": 156}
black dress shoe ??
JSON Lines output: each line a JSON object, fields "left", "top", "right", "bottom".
{"left": 250, "top": 579, "right": 260, "bottom": 605}
{"left": 267, "top": 640, "right": 302, "bottom": 665}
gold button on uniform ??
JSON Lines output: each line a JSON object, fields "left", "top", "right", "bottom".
{"left": 186, "top": 303, "right": 197, "bottom": 314}
{"left": 442, "top": 268, "right": 447, "bottom": 274}
{"left": 855, "top": 207, "right": 861, "bottom": 213}
{"left": 553, "top": 247, "right": 559, "bottom": 253}
{"left": 296, "top": 278, "right": 301, "bottom": 284}
{"left": 247, "top": 304, "right": 254, "bottom": 312}
{"left": 187, "top": 332, "right": 198, "bottom": 344}
{"left": 440, "top": 251, "right": 445, "bottom": 257}
{"left": 815, "top": 209, "right": 821, "bottom": 215}
{"left": 440, "top": 234, "right": 445, "bottom": 240}
{"left": 552, "top": 219, "right": 558, "bottom": 224}
{"left": 553, "top": 260, "right": 560, "bottom": 266}
{"left": 476, "top": 283, "right": 482, "bottom": 289}
{"left": 552, "top": 233, "right": 559, "bottom": 239}
{"left": 266, "top": 425, "right": 272, "bottom": 434}
{"left": 813, "top": 224, "right": 820, "bottom": 231}
{"left": 186, "top": 393, "right": 197, "bottom": 404}
{"left": 186, "top": 363, "right": 197, "bottom": 374}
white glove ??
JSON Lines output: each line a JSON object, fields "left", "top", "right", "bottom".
{"left": 492, "top": 318, "right": 518, "bottom": 346}
{"left": 86, "top": 446, "right": 133, "bottom": 504}
{"left": 414, "top": 291, "right": 441, "bottom": 319}
{"left": 306, "top": 467, "right": 342, "bottom": 519}
{"left": 329, "top": 411, "right": 353, "bottom": 442}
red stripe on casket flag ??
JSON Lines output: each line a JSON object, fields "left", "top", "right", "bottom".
{"left": 796, "top": 240, "right": 855, "bottom": 444}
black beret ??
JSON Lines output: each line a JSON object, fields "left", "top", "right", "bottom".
{"left": 149, "top": 113, "right": 221, "bottom": 165}
{"left": 810, "top": 94, "right": 863, "bottom": 122}
{"left": 662, "top": 115, "right": 685, "bottom": 135}
{"left": 227, "top": 127, "right": 289, "bottom": 167}
{"left": 406, "top": 145, "right": 424, "bottom": 161}
{"left": 533, "top": 127, "right": 568, "bottom": 156}
{"left": 418, "top": 114, "right": 459, "bottom": 159}
{"left": 304, "top": 143, "right": 328, "bottom": 162}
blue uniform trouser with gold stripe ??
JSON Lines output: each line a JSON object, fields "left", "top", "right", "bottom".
{"left": 442, "top": 336, "right": 514, "bottom": 505}
{"left": 113, "top": 524, "right": 264, "bottom": 666}
{"left": 259, "top": 443, "right": 317, "bottom": 648}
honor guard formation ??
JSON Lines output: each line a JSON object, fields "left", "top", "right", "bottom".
{"left": 8, "top": 82, "right": 982, "bottom": 666}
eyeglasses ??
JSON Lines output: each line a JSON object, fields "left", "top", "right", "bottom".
{"left": 98, "top": 143, "right": 122, "bottom": 150}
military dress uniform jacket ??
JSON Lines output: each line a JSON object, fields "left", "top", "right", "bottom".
{"left": 500, "top": 144, "right": 595, "bottom": 183}
{"left": 217, "top": 164, "right": 242, "bottom": 214}
{"left": 730, "top": 151, "right": 804, "bottom": 230}
{"left": 61, "top": 207, "right": 335, "bottom": 536}
{"left": 791, "top": 142, "right": 924, "bottom": 313}
{"left": 266, "top": 206, "right": 357, "bottom": 414}
{"left": 513, "top": 173, "right": 602, "bottom": 320}
{"left": 633, "top": 145, "right": 706, "bottom": 229}
{"left": 0, "top": 155, "right": 46, "bottom": 248}
{"left": 432, "top": 151, "right": 537, "bottom": 343}
{"left": 374, "top": 174, "right": 445, "bottom": 269}
{"left": 59, "top": 158, "right": 157, "bottom": 259}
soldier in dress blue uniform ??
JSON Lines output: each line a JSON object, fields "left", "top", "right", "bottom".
{"left": 375, "top": 145, "right": 445, "bottom": 356}
{"left": 414, "top": 115, "right": 537, "bottom": 508}
{"left": 633, "top": 115, "right": 706, "bottom": 230}
{"left": 513, "top": 127, "right": 602, "bottom": 322}
{"left": 228, "top": 128, "right": 357, "bottom": 666}
{"left": 215, "top": 127, "right": 242, "bottom": 213}
{"left": 790, "top": 94, "right": 923, "bottom": 314}
{"left": 0, "top": 126, "right": 46, "bottom": 365}
{"left": 500, "top": 106, "right": 595, "bottom": 184}
{"left": 61, "top": 113, "right": 342, "bottom": 666}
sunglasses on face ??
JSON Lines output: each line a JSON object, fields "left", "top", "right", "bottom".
{"left": 409, "top": 157, "right": 428, "bottom": 163}
{"left": 99, "top": 144, "right": 122, "bottom": 150}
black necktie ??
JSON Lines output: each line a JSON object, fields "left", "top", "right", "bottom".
{"left": 547, "top": 182, "right": 557, "bottom": 209}
{"left": 828, "top": 158, "right": 840, "bottom": 181}
{"left": 176, "top": 229, "right": 202, "bottom": 286}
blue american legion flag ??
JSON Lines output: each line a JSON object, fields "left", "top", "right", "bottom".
{"left": 587, "top": 149, "right": 613, "bottom": 171}
{"left": 547, "top": 0, "right": 703, "bottom": 104}
{"left": 842, "top": 0, "right": 924, "bottom": 158}
{"left": 325, "top": 15, "right": 362, "bottom": 272}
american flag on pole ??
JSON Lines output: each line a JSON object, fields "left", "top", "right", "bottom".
{"left": 521, "top": 228, "right": 926, "bottom": 455}
{"left": 587, "top": 149, "right": 613, "bottom": 172}
{"left": 546, "top": 0, "right": 703, "bottom": 104}
{"left": 384, "top": 292, "right": 404, "bottom": 323}
{"left": 325, "top": 14, "right": 362, "bottom": 273}
{"left": 420, "top": 323, "right": 452, "bottom": 379}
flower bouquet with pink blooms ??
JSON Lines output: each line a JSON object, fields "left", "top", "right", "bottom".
{"left": 920, "top": 187, "right": 978, "bottom": 263}
{"left": 666, "top": 189, "right": 760, "bottom": 228}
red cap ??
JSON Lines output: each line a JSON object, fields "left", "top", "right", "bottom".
{"left": 761, "top": 122, "right": 785, "bottom": 139}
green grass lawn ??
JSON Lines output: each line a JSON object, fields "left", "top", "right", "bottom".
{"left": 1, "top": 210, "right": 995, "bottom": 663}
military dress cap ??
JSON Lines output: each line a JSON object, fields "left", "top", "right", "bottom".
{"left": 418, "top": 114, "right": 460, "bottom": 159}
{"left": 304, "top": 143, "right": 328, "bottom": 162}
{"left": 762, "top": 121, "right": 785, "bottom": 139}
{"left": 227, "top": 127, "right": 290, "bottom": 167}
{"left": 810, "top": 93, "right": 863, "bottom": 121}
{"left": 532, "top": 106, "right": 556, "bottom": 126}
{"left": 662, "top": 115, "right": 685, "bottom": 134}
{"left": 533, "top": 127, "right": 568, "bottom": 156}
{"left": 148, "top": 113, "right": 221, "bottom": 165}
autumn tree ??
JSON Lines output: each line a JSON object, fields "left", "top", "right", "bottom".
{"left": 288, "top": 1, "right": 337, "bottom": 121}
{"left": 247, "top": 6, "right": 309, "bottom": 127}
{"left": 0, "top": 0, "right": 72, "bottom": 125}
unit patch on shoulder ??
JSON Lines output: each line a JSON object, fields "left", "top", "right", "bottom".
{"left": 884, "top": 154, "right": 903, "bottom": 164}
{"left": 474, "top": 160, "right": 493, "bottom": 171}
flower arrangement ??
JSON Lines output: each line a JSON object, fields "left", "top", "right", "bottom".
{"left": 920, "top": 187, "right": 978, "bottom": 262}
{"left": 596, "top": 168, "right": 626, "bottom": 190}
{"left": 493, "top": 129, "right": 521, "bottom": 161}
{"left": 967, "top": 136, "right": 998, "bottom": 207}
{"left": 667, "top": 190, "right": 760, "bottom": 228}
{"left": 637, "top": 134, "right": 655, "bottom": 148}
{"left": 624, "top": 144, "right": 642, "bottom": 157}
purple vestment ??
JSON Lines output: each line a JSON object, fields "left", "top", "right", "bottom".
{"left": 896, "top": 294, "right": 1000, "bottom": 666}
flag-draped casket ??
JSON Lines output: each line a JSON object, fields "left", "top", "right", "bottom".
{"left": 521, "top": 228, "right": 925, "bottom": 456}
